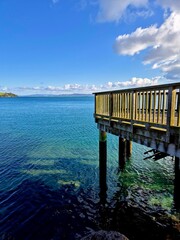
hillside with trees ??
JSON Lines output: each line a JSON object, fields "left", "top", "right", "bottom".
{"left": 0, "top": 92, "right": 17, "bottom": 97}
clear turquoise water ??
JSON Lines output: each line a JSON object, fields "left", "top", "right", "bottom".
{"left": 0, "top": 97, "right": 177, "bottom": 239}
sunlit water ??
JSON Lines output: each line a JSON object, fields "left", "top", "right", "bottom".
{"left": 0, "top": 97, "right": 179, "bottom": 240}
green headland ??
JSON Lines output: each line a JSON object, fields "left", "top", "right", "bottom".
{"left": 0, "top": 92, "right": 17, "bottom": 97}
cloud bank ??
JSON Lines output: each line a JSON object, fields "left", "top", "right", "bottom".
{"left": 1, "top": 77, "right": 160, "bottom": 95}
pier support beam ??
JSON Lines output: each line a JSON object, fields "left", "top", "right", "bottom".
{"left": 119, "top": 138, "right": 126, "bottom": 170}
{"left": 99, "top": 131, "right": 107, "bottom": 203}
{"left": 174, "top": 157, "right": 180, "bottom": 210}
{"left": 126, "top": 140, "right": 132, "bottom": 157}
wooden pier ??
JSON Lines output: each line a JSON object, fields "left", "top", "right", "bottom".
{"left": 94, "top": 82, "right": 180, "bottom": 208}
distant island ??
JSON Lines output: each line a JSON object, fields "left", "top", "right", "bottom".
{"left": 22, "top": 94, "right": 93, "bottom": 97}
{"left": 0, "top": 92, "right": 18, "bottom": 97}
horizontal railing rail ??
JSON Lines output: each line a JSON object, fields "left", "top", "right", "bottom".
{"left": 94, "top": 82, "right": 180, "bottom": 128}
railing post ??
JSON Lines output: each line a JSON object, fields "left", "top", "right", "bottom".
{"left": 171, "top": 88, "right": 176, "bottom": 126}
{"left": 94, "top": 94, "right": 97, "bottom": 115}
{"left": 131, "top": 91, "right": 135, "bottom": 120}
{"left": 131, "top": 91, "right": 135, "bottom": 133}
{"left": 166, "top": 86, "right": 176, "bottom": 141}
{"left": 109, "top": 92, "right": 113, "bottom": 118}
{"left": 178, "top": 88, "right": 180, "bottom": 127}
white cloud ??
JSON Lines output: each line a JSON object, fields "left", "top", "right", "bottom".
{"left": 157, "top": 0, "right": 180, "bottom": 12}
{"left": 114, "top": 25, "right": 158, "bottom": 55}
{"left": 93, "top": 0, "right": 180, "bottom": 22}
{"left": 96, "top": 0, "right": 149, "bottom": 22}
{"left": 0, "top": 86, "right": 8, "bottom": 92}
{"left": 102, "top": 77, "right": 159, "bottom": 90}
{"left": 114, "top": 11, "right": 180, "bottom": 79}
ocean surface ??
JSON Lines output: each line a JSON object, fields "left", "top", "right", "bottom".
{"left": 0, "top": 97, "right": 179, "bottom": 240}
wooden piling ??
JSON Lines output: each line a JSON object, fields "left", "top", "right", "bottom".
{"left": 99, "top": 130, "right": 107, "bottom": 203}
{"left": 119, "top": 138, "right": 126, "bottom": 169}
{"left": 174, "top": 156, "right": 180, "bottom": 209}
{"left": 126, "top": 140, "right": 132, "bottom": 157}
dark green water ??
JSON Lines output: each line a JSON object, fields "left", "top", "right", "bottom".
{"left": 0, "top": 97, "right": 179, "bottom": 239}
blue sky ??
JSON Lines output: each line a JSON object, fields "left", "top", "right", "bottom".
{"left": 0, "top": 0, "right": 180, "bottom": 95}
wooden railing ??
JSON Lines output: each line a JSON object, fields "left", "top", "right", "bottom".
{"left": 94, "top": 83, "right": 180, "bottom": 128}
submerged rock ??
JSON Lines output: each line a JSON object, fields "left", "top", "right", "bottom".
{"left": 81, "top": 230, "right": 129, "bottom": 240}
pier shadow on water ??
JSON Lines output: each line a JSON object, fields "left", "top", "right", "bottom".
{"left": 0, "top": 180, "right": 98, "bottom": 240}
{"left": 0, "top": 148, "right": 179, "bottom": 240}
{"left": 0, "top": 173, "right": 179, "bottom": 240}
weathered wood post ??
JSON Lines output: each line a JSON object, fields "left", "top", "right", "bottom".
{"left": 119, "top": 138, "right": 126, "bottom": 169}
{"left": 126, "top": 140, "right": 132, "bottom": 157}
{"left": 99, "top": 130, "right": 107, "bottom": 203}
{"left": 174, "top": 156, "right": 180, "bottom": 209}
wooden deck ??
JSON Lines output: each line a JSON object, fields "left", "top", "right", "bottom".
{"left": 94, "top": 82, "right": 180, "bottom": 158}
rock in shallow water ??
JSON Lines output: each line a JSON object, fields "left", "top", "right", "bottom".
{"left": 81, "top": 230, "right": 129, "bottom": 240}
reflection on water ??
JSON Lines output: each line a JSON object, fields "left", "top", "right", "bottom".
{"left": 0, "top": 97, "right": 179, "bottom": 239}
